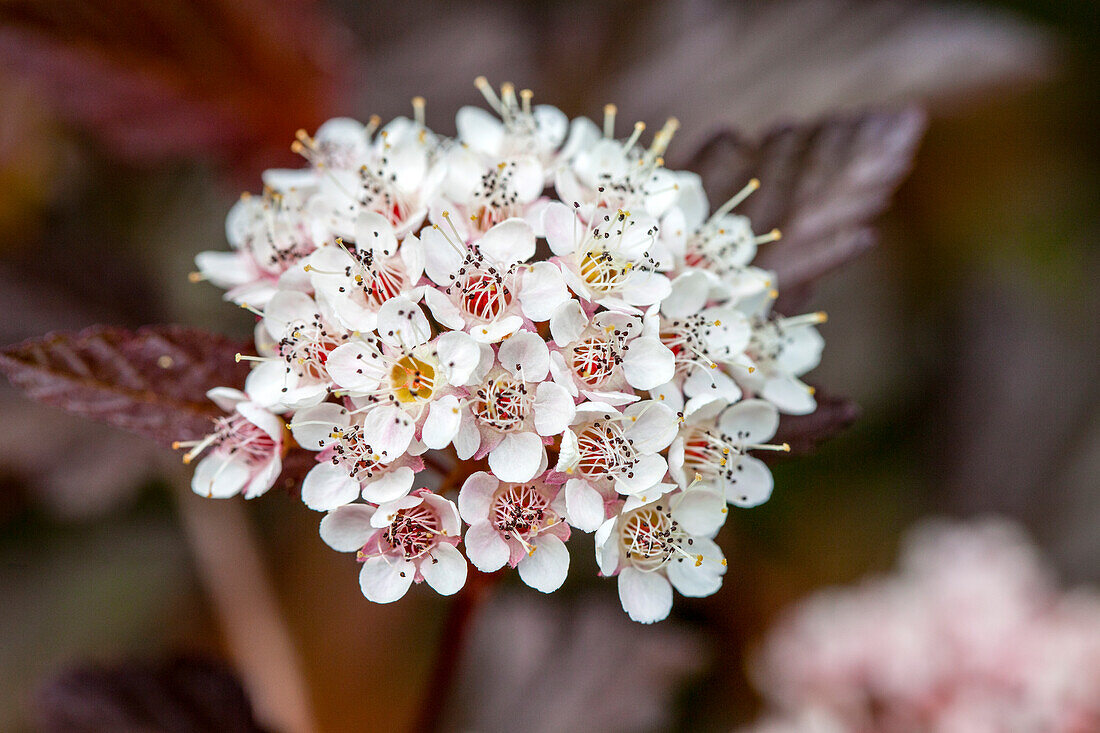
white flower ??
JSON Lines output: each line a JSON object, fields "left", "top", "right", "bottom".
{"left": 548, "top": 304, "right": 674, "bottom": 402}
{"left": 740, "top": 308, "right": 827, "bottom": 415}
{"left": 555, "top": 400, "right": 678, "bottom": 531}
{"left": 458, "top": 471, "right": 571, "bottom": 593}
{"left": 454, "top": 330, "right": 576, "bottom": 482}
{"left": 318, "top": 489, "right": 467, "bottom": 602}
{"left": 668, "top": 399, "right": 788, "bottom": 507}
{"left": 178, "top": 387, "right": 284, "bottom": 500}
{"left": 595, "top": 493, "right": 728, "bottom": 624}
{"left": 542, "top": 201, "right": 671, "bottom": 310}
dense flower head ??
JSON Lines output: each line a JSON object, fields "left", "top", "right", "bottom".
{"left": 744, "top": 519, "right": 1100, "bottom": 731}
{"left": 184, "top": 80, "right": 829, "bottom": 622}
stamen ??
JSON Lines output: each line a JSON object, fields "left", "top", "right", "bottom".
{"left": 603, "top": 103, "right": 617, "bottom": 139}
{"left": 474, "top": 76, "right": 505, "bottom": 114}
{"left": 411, "top": 96, "right": 426, "bottom": 127}
{"left": 713, "top": 178, "right": 760, "bottom": 219}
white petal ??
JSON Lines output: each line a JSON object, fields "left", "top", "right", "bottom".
{"left": 470, "top": 316, "right": 524, "bottom": 343}
{"left": 325, "top": 342, "right": 385, "bottom": 393}
{"left": 549, "top": 300, "right": 588, "bottom": 346}
{"left": 422, "top": 395, "right": 462, "bottom": 449}
{"left": 290, "top": 402, "right": 348, "bottom": 450}
{"left": 555, "top": 429, "right": 580, "bottom": 473}
{"left": 206, "top": 387, "right": 246, "bottom": 413}
{"left": 453, "top": 409, "right": 481, "bottom": 460}
{"left": 541, "top": 201, "right": 579, "bottom": 256}
{"left": 564, "top": 478, "right": 605, "bottom": 532}
{"left": 518, "top": 262, "right": 570, "bottom": 322}
{"left": 421, "top": 543, "right": 468, "bottom": 596}
{"left": 662, "top": 271, "right": 710, "bottom": 317}
{"left": 464, "top": 521, "right": 509, "bottom": 572}
{"left": 517, "top": 534, "right": 569, "bottom": 593}
{"left": 435, "top": 331, "right": 481, "bottom": 386}
{"left": 421, "top": 287, "right": 465, "bottom": 330}
{"left": 359, "top": 556, "right": 415, "bottom": 603}
{"left": 377, "top": 297, "right": 431, "bottom": 347}
{"left": 614, "top": 453, "right": 668, "bottom": 496}
{"left": 726, "top": 455, "right": 774, "bottom": 508}
{"left": 666, "top": 536, "right": 725, "bottom": 598}
{"left": 361, "top": 466, "right": 415, "bottom": 504}
{"left": 456, "top": 105, "right": 504, "bottom": 154}
{"left": 623, "top": 401, "right": 679, "bottom": 453}
{"left": 497, "top": 330, "right": 550, "bottom": 381}
{"left": 301, "top": 462, "right": 360, "bottom": 511}
{"left": 617, "top": 567, "right": 673, "bottom": 624}
{"left": 778, "top": 325, "right": 825, "bottom": 376}
{"left": 457, "top": 471, "right": 498, "bottom": 522}
{"left": 718, "top": 399, "right": 780, "bottom": 443}
{"left": 534, "top": 381, "right": 576, "bottom": 436}
{"left": 594, "top": 516, "right": 620, "bottom": 576}
{"left": 478, "top": 218, "right": 535, "bottom": 265}
{"left": 621, "top": 337, "right": 675, "bottom": 390}
{"left": 421, "top": 225, "right": 466, "bottom": 286}
{"left": 371, "top": 494, "right": 424, "bottom": 528}
{"left": 364, "top": 405, "right": 416, "bottom": 460}
{"left": 354, "top": 211, "right": 398, "bottom": 258}
{"left": 671, "top": 487, "right": 727, "bottom": 536}
{"left": 319, "top": 504, "right": 376, "bottom": 552}
{"left": 192, "top": 454, "right": 249, "bottom": 499}
{"left": 620, "top": 271, "right": 671, "bottom": 307}
{"left": 762, "top": 374, "right": 818, "bottom": 415}
{"left": 488, "top": 432, "right": 544, "bottom": 482}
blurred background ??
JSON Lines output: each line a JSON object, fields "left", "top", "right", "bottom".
{"left": 0, "top": 0, "right": 1096, "bottom": 730}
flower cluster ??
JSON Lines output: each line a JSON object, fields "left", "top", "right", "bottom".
{"left": 182, "top": 80, "right": 827, "bottom": 623}
{"left": 745, "top": 519, "right": 1100, "bottom": 731}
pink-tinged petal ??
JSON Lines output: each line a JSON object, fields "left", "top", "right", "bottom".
{"left": 534, "top": 381, "right": 575, "bottom": 436}
{"left": 579, "top": 390, "right": 640, "bottom": 407}
{"left": 354, "top": 211, "right": 398, "bottom": 258}
{"left": 422, "top": 492, "right": 462, "bottom": 536}
{"left": 319, "top": 504, "right": 377, "bottom": 552}
{"left": 289, "top": 402, "right": 348, "bottom": 451}
{"left": 541, "top": 201, "right": 579, "bottom": 256}
{"left": 192, "top": 454, "right": 249, "bottom": 499}
{"left": 549, "top": 300, "right": 587, "bottom": 346}
{"left": 618, "top": 567, "right": 674, "bottom": 624}
{"left": 196, "top": 251, "right": 257, "bottom": 289}
{"left": 565, "top": 478, "right": 605, "bottom": 532}
{"left": 672, "top": 487, "right": 727, "bottom": 537}
{"left": 435, "top": 331, "right": 481, "bottom": 386}
{"left": 325, "top": 342, "right": 386, "bottom": 393}
{"left": 421, "top": 543, "right": 468, "bottom": 596}
{"left": 235, "top": 403, "right": 283, "bottom": 444}
{"left": 364, "top": 405, "right": 416, "bottom": 461}
{"left": 498, "top": 330, "right": 550, "bottom": 381}
{"left": 464, "top": 521, "right": 509, "bottom": 573}
{"left": 422, "top": 395, "right": 462, "bottom": 450}
{"left": 470, "top": 316, "right": 524, "bottom": 344}
{"left": 621, "top": 336, "right": 675, "bottom": 390}
{"left": 361, "top": 466, "right": 415, "bottom": 504}
{"left": 206, "top": 387, "right": 247, "bottom": 412}
{"left": 718, "top": 399, "right": 781, "bottom": 443}
{"left": 359, "top": 556, "right": 415, "bottom": 603}
{"left": 422, "top": 287, "right": 466, "bottom": 330}
{"left": 301, "top": 462, "right": 360, "bottom": 511}
{"left": 555, "top": 429, "right": 580, "bottom": 474}
{"left": 518, "top": 533, "right": 569, "bottom": 593}
{"left": 518, "top": 262, "right": 570, "bottom": 322}
{"left": 479, "top": 218, "right": 535, "bottom": 266}
{"left": 666, "top": 536, "right": 725, "bottom": 598}
{"left": 371, "top": 494, "right": 424, "bottom": 528}
{"left": 421, "top": 225, "right": 466, "bottom": 286}
{"left": 488, "top": 432, "right": 544, "bottom": 483}
{"left": 457, "top": 471, "right": 498, "bottom": 523}
{"left": 548, "top": 350, "right": 578, "bottom": 397}
{"left": 762, "top": 375, "right": 817, "bottom": 415}
{"left": 244, "top": 457, "right": 281, "bottom": 499}
{"left": 726, "top": 456, "right": 774, "bottom": 508}
{"left": 377, "top": 298, "right": 431, "bottom": 347}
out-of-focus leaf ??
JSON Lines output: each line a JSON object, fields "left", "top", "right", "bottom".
{"left": 0, "top": 0, "right": 351, "bottom": 171}
{"left": 685, "top": 108, "right": 926, "bottom": 310}
{"left": 775, "top": 389, "right": 861, "bottom": 455}
{"left": 611, "top": 0, "right": 1053, "bottom": 147}
{"left": 0, "top": 325, "right": 250, "bottom": 448}
{"left": 36, "top": 656, "right": 267, "bottom": 733}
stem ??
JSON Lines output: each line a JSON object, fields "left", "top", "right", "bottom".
{"left": 409, "top": 570, "right": 502, "bottom": 733}
{"left": 170, "top": 468, "right": 316, "bottom": 733}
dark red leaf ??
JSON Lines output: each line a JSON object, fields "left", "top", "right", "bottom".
{"left": 0, "top": 325, "right": 251, "bottom": 449}
{"left": 682, "top": 108, "right": 927, "bottom": 311}
{"left": 36, "top": 656, "right": 267, "bottom": 733}
{"left": 775, "top": 389, "right": 861, "bottom": 455}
